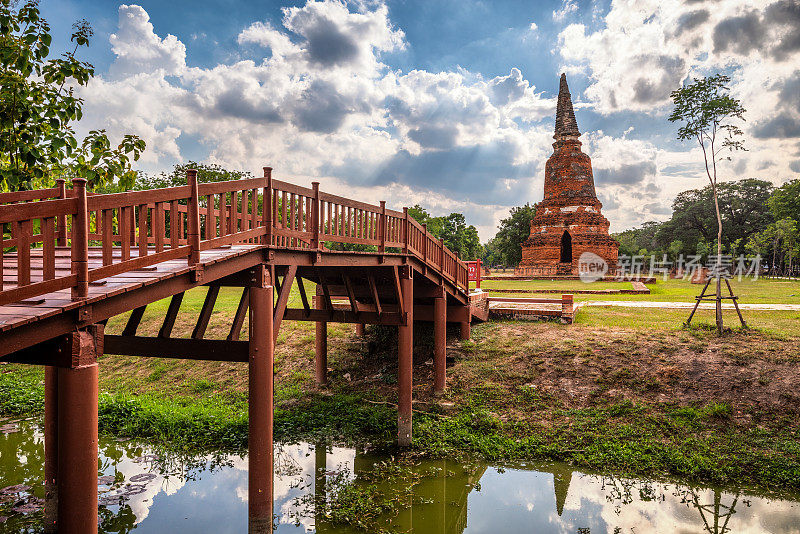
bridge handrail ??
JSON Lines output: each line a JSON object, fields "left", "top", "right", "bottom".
{"left": 1, "top": 170, "right": 468, "bottom": 306}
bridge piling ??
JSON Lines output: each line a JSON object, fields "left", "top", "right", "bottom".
{"left": 459, "top": 320, "right": 471, "bottom": 340}
{"left": 43, "top": 366, "right": 58, "bottom": 533}
{"left": 397, "top": 268, "right": 413, "bottom": 446}
{"left": 248, "top": 265, "right": 274, "bottom": 534}
{"left": 314, "top": 295, "right": 328, "bottom": 385}
{"left": 433, "top": 289, "right": 447, "bottom": 394}
{"left": 56, "top": 328, "right": 101, "bottom": 534}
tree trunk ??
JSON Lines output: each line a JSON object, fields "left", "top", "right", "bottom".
{"left": 712, "top": 184, "right": 723, "bottom": 334}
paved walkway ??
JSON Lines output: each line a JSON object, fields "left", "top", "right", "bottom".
{"left": 583, "top": 300, "right": 800, "bottom": 311}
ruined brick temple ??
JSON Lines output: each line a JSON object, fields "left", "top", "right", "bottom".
{"left": 516, "top": 74, "right": 619, "bottom": 277}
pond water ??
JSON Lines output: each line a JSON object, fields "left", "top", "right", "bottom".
{"left": 1, "top": 419, "right": 799, "bottom": 533}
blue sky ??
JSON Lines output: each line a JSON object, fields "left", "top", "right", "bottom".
{"left": 38, "top": 0, "right": 800, "bottom": 239}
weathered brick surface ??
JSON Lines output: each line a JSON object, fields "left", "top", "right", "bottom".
{"left": 516, "top": 74, "right": 619, "bottom": 276}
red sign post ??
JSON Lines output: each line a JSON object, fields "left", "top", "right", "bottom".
{"left": 466, "top": 258, "right": 482, "bottom": 289}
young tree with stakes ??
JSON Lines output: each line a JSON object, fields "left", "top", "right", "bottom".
{"left": 669, "top": 74, "right": 747, "bottom": 333}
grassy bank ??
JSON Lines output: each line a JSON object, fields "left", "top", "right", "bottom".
{"left": 1, "top": 280, "right": 799, "bottom": 496}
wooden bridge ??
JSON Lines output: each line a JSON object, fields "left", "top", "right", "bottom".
{"left": 0, "top": 169, "right": 486, "bottom": 533}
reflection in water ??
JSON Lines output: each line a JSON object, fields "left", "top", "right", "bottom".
{"left": 0, "top": 419, "right": 798, "bottom": 533}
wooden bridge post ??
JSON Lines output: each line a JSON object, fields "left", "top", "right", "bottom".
{"left": 433, "top": 287, "right": 447, "bottom": 394}
{"left": 263, "top": 167, "right": 272, "bottom": 246}
{"left": 398, "top": 267, "right": 413, "bottom": 446}
{"left": 378, "top": 201, "right": 386, "bottom": 255}
{"left": 187, "top": 169, "right": 201, "bottom": 265}
{"left": 459, "top": 318, "right": 471, "bottom": 340}
{"left": 314, "top": 293, "right": 328, "bottom": 385}
{"left": 55, "top": 178, "right": 68, "bottom": 246}
{"left": 70, "top": 178, "right": 89, "bottom": 300}
{"left": 248, "top": 264, "right": 274, "bottom": 534}
{"left": 311, "top": 182, "right": 321, "bottom": 250}
{"left": 403, "top": 207, "right": 409, "bottom": 254}
{"left": 354, "top": 323, "right": 365, "bottom": 337}
{"left": 57, "top": 326, "right": 101, "bottom": 534}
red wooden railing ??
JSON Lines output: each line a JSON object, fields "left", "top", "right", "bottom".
{"left": 0, "top": 169, "right": 469, "bottom": 306}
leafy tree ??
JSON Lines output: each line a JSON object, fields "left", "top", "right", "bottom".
{"left": 654, "top": 179, "right": 773, "bottom": 255}
{"left": 768, "top": 178, "right": 800, "bottom": 222}
{"left": 613, "top": 221, "right": 664, "bottom": 257}
{"left": 481, "top": 237, "right": 503, "bottom": 267}
{"left": 406, "top": 205, "right": 481, "bottom": 260}
{"left": 0, "top": 0, "right": 144, "bottom": 190}
{"left": 669, "top": 74, "right": 747, "bottom": 332}
{"left": 493, "top": 203, "right": 537, "bottom": 266}
{"left": 747, "top": 218, "right": 799, "bottom": 275}
{"left": 135, "top": 161, "right": 253, "bottom": 189}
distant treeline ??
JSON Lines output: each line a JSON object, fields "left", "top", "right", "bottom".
{"left": 479, "top": 178, "right": 800, "bottom": 273}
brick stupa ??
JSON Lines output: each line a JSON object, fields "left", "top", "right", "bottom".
{"left": 516, "top": 74, "right": 619, "bottom": 276}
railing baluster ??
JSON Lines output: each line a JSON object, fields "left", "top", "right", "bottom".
{"left": 120, "top": 206, "right": 131, "bottom": 261}
{"left": 102, "top": 209, "right": 113, "bottom": 266}
{"left": 138, "top": 204, "right": 148, "bottom": 258}
{"left": 170, "top": 200, "right": 179, "bottom": 249}
{"left": 154, "top": 202, "right": 165, "bottom": 253}
{"left": 43, "top": 217, "right": 55, "bottom": 280}
{"left": 16, "top": 220, "right": 31, "bottom": 286}
{"left": 55, "top": 178, "right": 68, "bottom": 246}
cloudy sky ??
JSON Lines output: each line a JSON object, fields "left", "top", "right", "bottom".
{"left": 41, "top": 0, "right": 800, "bottom": 240}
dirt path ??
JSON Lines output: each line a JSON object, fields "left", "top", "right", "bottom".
{"left": 583, "top": 300, "right": 800, "bottom": 311}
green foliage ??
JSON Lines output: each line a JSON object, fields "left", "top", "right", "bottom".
{"left": 407, "top": 204, "right": 481, "bottom": 260}
{"left": 135, "top": 161, "right": 253, "bottom": 189}
{"left": 493, "top": 202, "right": 537, "bottom": 266}
{"left": 613, "top": 221, "right": 662, "bottom": 257}
{"left": 768, "top": 178, "right": 800, "bottom": 223}
{"left": 654, "top": 179, "right": 773, "bottom": 255}
{"left": 0, "top": 0, "right": 144, "bottom": 190}
{"left": 747, "top": 218, "right": 799, "bottom": 272}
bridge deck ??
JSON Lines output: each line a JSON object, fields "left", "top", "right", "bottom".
{"left": 0, "top": 245, "right": 259, "bottom": 334}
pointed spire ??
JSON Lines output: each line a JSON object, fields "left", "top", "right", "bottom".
{"left": 554, "top": 73, "right": 580, "bottom": 140}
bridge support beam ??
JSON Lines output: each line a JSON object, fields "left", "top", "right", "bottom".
{"left": 314, "top": 295, "right": 328, "bottom": 386}
{"left": 433, "top": 290, "right": 446, "bottom": 394}
{"left": 56, "top": 326, "right": 101, "bottom": 534}
{"left": 248, "top": 266, "right": 274, "bottom": 534}
{"left": 397, "top": 269, "right": 413, "bottom": 446}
